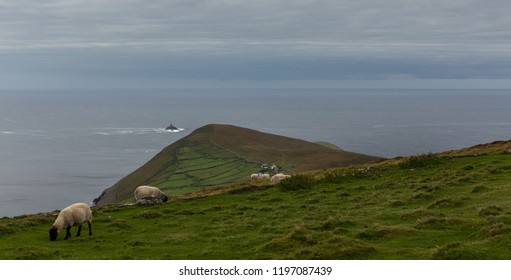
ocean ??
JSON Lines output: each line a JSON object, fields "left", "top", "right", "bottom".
{"left": 1, "top": 89, "right": 511, "bottom": 217}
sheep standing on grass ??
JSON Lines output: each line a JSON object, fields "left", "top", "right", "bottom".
{"left": 250, "top": 173, "right": 271, "bottom": 181}
{"left": 250, "top": 173, "right": 261, "bottom": 181}
{"left": 271, "top": 173, "right": 291, "bottom": 185}
{"left": 134, "top": 185, "right": 169, "bottom": 204}
{"left": 49, "top": 202, "right": 92, "bottom": 241}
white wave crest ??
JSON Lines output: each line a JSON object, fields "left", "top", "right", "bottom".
{"left": 1, "top": 130, "right": 47, "bottom": 137}
{"left": 161, "top": 127, "right": 186, "bottom": 133}
{"left": 91, "top": 127, "right": 185, "bottom": 136}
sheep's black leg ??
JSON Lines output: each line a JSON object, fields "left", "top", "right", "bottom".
{"left": 76, "top": 224, "right": 82, "bottom": 236}
{"left": 64, "top": 226, "right": 72, "bottom": 240}
{"left": 88, "top": 221, "right": 92, "bottom": 238}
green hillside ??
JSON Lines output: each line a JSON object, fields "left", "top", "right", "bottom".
{"left": 1, "top": 140, "right": 511, "bottom": 259}
{"left": 93, "top": 124, "right": 381, "bottom": 205}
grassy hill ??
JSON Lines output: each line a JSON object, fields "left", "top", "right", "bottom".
{"left": 93, "top": 124, "right": 381, "bottom": 205}
{"left": 1, "top": 139, "right": 511, "bottom": 259}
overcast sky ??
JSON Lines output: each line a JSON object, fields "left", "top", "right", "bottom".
{"left": 1, "top": 0, "right": 511, "bottom": 89}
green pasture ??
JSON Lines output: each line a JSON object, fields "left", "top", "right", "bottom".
{"left": 151, "top": 143, "right": 261, "bottom": 194}
{"left": 1, "top": 150, "right": 511, "bottom": 259}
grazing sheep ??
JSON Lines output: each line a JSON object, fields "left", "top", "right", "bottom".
{"left": 49, "top": 202, "right": 92, "bottom": 241}
{"left": 250, "top": 173, "right": 270, "bottom": 181}
{"left": 134, "top": 185, "right": 169, "bottom": 203}
{"left": 271, "top": 173, "right": 291, "bottom": 185}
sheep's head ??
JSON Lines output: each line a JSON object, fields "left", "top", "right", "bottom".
{"left": 162, "top": 195, "right": 169, "bottom": 203}
{"left": 49, "top": 226, "right": 59, "bottom": 241}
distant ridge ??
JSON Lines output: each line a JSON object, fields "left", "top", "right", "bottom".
{"left": 189, "top": 124, "right": 380, "bottom": 170}
{"left": 94, "top": 124, "right": 382, "bottom": 205}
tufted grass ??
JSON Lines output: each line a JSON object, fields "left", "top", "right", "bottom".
{"left": 2, "top": 147, "right": 511, "bottom": 259}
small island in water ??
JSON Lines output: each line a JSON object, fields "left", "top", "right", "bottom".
{"left": 165, "top": 123, "right": 179, "bottom": 131}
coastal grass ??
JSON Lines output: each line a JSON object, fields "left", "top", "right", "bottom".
{"left": 2, "top": 150, "right": 511, "bottom": 259}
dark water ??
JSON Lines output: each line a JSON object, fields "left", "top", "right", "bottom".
{"left": 1, "top": 89, "right": 511, "bottom": 217}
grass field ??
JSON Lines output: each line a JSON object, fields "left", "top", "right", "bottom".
{"left": 150, "top": 143, "right": 261, "bottom": 195}
{"left": 2, "top": 143, "right": 511, "bottom": 260}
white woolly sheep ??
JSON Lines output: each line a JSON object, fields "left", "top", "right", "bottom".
{"left": 134, "top": 185, "right": 169, "bottom": 203}
{"left": 270, "top": 173, "right": 291, "bottom": 185}
{"left": 49, "top": 202, "right": 92, "bottom": 241}
{"left": 250, "top": 173, "right": 271, "bottom": 181}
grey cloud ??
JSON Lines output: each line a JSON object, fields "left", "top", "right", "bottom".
{"left": 1, "top": 0, "right": 511, "bottom": 88}
{"left": 3, "top": 0, "right": 509, "bottom": 49}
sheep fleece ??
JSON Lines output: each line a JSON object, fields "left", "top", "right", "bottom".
{"left": 134, "top": 185, "right": 167, "bottom": 201}
{"left": 54, "top": 203, "right": 92, "bottom": 229}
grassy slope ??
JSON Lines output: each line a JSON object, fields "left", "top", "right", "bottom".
{"left": 1, "top": 141, "right": 511, "bottom": 260}
{"left": 94, "top": 124, "right": 381, "bottom": 205}
{"left": 152, "top": 143, "right": 260, "bottom": 194}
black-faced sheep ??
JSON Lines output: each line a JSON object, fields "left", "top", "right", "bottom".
{"left": 270, "top": 173, "right": 291, "bottom": 185}
{"left": 134, "top": 185, "right": 169, "bottom": 204}
{"left": 49, "top": 202, "right": 92, "bottom": 241}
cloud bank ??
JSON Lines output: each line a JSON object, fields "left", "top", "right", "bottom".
{"left": 1, "top": 0, "right": 511, "bottom": 88}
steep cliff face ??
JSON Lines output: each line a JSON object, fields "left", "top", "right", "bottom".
{"left": 94, "top": 124, "right": 382, "bottom": 205}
